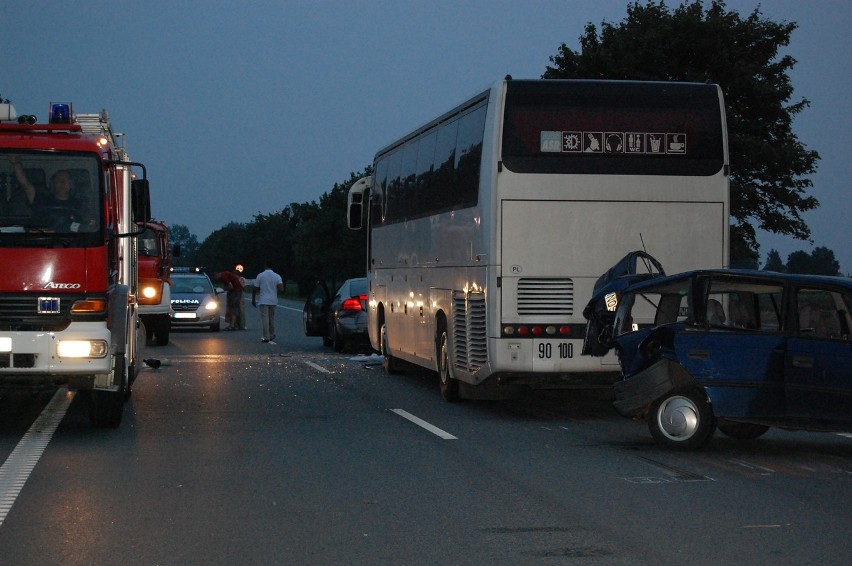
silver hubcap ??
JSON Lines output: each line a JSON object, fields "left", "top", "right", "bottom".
{"left": 656, "top": 395, "right": 700, "bottom": 441}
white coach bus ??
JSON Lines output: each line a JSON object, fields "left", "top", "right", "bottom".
{"left": 347, "top": 78, "right": 729, "bottom": 400}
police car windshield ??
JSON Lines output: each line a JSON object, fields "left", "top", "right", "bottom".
{"left": 172, "top": 275, "right": 213, "bottom": 294}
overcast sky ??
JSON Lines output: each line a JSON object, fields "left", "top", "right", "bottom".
{"left": 3, "top": 0, "right": 849, "bottom": 273}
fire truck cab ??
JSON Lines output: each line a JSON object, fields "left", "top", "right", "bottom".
{"left": 0, "top": 102, "right": 151, "bottom": 427}
{"left": 138, "top": 220, "right": 179, "bottom": 346}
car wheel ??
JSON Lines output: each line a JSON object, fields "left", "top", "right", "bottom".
{"left": 332, "top": 323, "right": 344, "bottom": 353}
{"left": 717, "top": 421, "right": 770, "bottom": 440}
{"left": 381, "top": 323, "right": 402, "bottom": 374}
{"left": 437, "top": 326, "right": 458, "bottom": 402}
{"left": 648, "top": 389, "right": 715, "bottom": 449}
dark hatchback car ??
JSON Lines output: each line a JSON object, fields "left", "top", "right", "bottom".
{"left": 584, "top": 265, "right": 852, "bottom": 448}
{"left": 303, "top": 277, "right": 370, "bottom": 352}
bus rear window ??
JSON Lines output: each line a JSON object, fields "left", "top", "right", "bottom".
{"left": 501, "top": 80, "right": 725, "bottom": 176}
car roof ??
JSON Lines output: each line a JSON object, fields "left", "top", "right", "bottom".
{"left": 623, "top": 268, "right": 852, "bottom": 292}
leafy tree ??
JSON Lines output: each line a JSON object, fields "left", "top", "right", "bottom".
{"left": 244, "top": 206, "right": 299, "bottom": 281}
{"left": 291, "top": 170, "right": 370, "bottom": 294}
{"left": 763, "top": 248, "right": 786, "bottom": 272}
{"left": 195, "top": 222, "right": 252, "bottom": 275}
{"left": 786, "top": 246, "right": 840, "bottom": 276}
{"left": 168, "top": 223, "right": 199, "bottom": 266}
{"left": 543, "top": 0, "right": 820, "bottom": 265}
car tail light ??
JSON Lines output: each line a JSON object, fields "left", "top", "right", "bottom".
{"left": 342, "top": 296, "right": 366, "bottom": 311}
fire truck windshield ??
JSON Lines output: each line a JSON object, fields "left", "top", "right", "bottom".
{"left": 0, "top": 152, "right": 101, "bottom": 235}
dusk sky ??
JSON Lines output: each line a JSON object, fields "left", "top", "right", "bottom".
{"left": 3, "top": 1, "right": 849, "bottom": 273}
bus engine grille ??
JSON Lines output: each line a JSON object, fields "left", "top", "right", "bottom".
{"left": 452, "top": 291, "right": 487, "bottom": 375}
{"left": 516, "top": 278, "right": 574, "bottom": 316}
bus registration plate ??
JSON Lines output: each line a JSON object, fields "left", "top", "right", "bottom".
{"left": 532, "top": 339, "right": 575, "bottom": 371}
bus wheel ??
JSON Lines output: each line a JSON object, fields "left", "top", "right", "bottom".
{"left": 381, "top": 323, "right": 402, "bottom": 375}
{"left": 437, "top": 326, "right": 458, "bottom": 402}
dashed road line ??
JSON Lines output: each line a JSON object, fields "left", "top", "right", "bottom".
{"left": 391, "top": 409, "right": 457, "bottom": 440}
{"left": 304, "top": 360, "right": 331, "bottom": 374}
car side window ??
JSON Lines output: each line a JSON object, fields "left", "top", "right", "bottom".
{"left": 797, "top": 288, "right": 849, "bottom": 340}
{"left": 706, "top": 278, "right": 783, "bottom": 331}
{"left": 308, "top": 282, "right": 329, "bottom": 305}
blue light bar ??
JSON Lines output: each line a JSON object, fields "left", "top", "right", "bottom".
{"left": 49, "top": 102, "right": 72, "bottom": 124}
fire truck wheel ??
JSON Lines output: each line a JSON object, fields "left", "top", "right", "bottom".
{"left": 155, "top": 317, "right": 170, "bottom": 346}
{"left": 90, "top": 356, "right": 127, "bottom": 428}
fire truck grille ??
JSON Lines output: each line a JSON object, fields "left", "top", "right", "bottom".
{"left": 0, "top": 353, "right": 36, "bottom": 368}
{"left": 0, "top": 294, "right": 76, "bottom": 331}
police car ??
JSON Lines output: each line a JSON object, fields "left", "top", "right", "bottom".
{"left": 169, "top": 267, "right": 222, "bottom": 331}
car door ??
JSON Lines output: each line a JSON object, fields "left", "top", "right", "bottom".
{"left": 676, "top": 275, "right": 787, "bottom": 419}
{"left": 303, "top": 281, "right": 331, "bottom": 336}
{"left": 785, "top": 286, "right": 852, "bottom": 425}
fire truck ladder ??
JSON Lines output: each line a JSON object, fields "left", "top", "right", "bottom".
{"left": 75, "top": 110, "right": 128, "bottom": 161}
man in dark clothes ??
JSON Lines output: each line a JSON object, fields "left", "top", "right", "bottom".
{"left": 215, "top": 270, "right": 244, "bottom": 330}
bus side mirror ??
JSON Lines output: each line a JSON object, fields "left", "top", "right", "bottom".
{"left": 132, "top": 179, "right": 151, "bottom": 223}
{"left": 347, "top": 176, "right": 372, "bottom": 230}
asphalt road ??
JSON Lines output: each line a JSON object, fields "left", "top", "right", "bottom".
{"left": 1, "top": 300, "right": 851, "bottom": 565}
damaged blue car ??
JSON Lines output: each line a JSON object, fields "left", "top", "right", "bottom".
{"left": 584, "top": 259, "right": 852, "bottom": 448}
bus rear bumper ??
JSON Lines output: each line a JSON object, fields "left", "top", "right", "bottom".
{"left": 458, "top": 370, "right": 621, "bottom": 400}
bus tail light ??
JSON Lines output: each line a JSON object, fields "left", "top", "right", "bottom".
{"left": 502, "top": 323, "right": 580, "bottom": 337}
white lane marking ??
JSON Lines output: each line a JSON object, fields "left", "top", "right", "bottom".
{"left": 243, "top": 297, "right": 301, "bottom": 312}
{"left": 304, "top": 361, "right": 331, "bottom": 374}
{"left": 391, "top": 409, "right": 457, "bottom": 440}
{"left": 0, "top": 388, "right": 74, "bottom": 527}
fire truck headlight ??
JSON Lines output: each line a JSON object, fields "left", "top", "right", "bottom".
{"left": 57, "top": 340, "right": 109, "bottom": 358}
{"left": 142, "top": 285, "right": 159, "bottom": 300}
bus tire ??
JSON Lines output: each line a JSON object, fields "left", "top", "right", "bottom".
{"left": 437, "top": 325, "right": 459, "bottom": 402}
{"left": 381, "top": 323, "right": 402, "bottom": 374}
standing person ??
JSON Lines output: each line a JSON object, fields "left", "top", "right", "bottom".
{"left": 215, "top": 270, "right": 244, "bottom": 331}
{"left": 252, "top": 262, "right": 284, "bottom": 344}
{"left": 235, "top": 265, "right": 248, "bottom": 330}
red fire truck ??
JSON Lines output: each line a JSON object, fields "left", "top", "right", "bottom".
{"left": 0, "top": 102, "right": 151, "bottom": 427}
{"left": 138, "top": 219, "right": 177, "bottom": 346}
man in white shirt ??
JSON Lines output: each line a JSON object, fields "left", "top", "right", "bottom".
{"left": 251, "top": 262, "right": 284, "bottom": 343}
